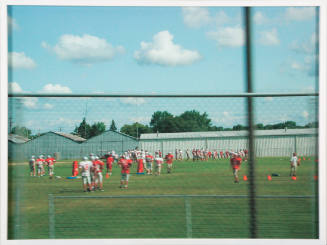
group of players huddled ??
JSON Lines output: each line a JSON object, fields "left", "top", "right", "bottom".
{"left": 28, "top": 148, "right": 248, "bottom": 192}
{"left": 29, "top": 155, "right": 56, "bottom": 178}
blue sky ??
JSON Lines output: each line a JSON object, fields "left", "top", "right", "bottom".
{"left": 7, "top": 6, "right": 318, "bottom": 134}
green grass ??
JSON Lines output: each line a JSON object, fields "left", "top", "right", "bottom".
{"left": 8, "top": 157, "right": 318, "bottom": 239}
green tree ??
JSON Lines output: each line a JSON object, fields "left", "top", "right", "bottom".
{"left": 232, "top": 124, "right": 248, "bottom": 131}
{"left": 73, "top": 118, "right": 91, "bottom": 139}
{"left": 177, "top": 110, "right": 212, "bottom": 132}
{"left": 90, "top": 122, "right": 106, "bottom": 138}
{"left": 255, "top": 123, "right": 264, "bottom": 129}
{"left": 305, "top": 121, "right": 318, "bottom": 128}
{"left": 120, "top": 122, "right": 152, "bottom": 138}
{"left": 150, "top": 111, "right": 177, "bottom": 133}
{"left": 109, "top": 120, "right": 117, "bottom": 131}
{"left": 11, "top": 126, "right": 32, "bottom": 139}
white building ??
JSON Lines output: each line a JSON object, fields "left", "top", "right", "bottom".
{"left": 139, "top": 128, "right": 317, "bottom": 157}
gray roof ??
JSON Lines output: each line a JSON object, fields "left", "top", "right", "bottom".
{"left": 52, "top": 131, "right": 86, "bottom": 142}
{"left": 140, "top": 128, "right": 317, "bottom": 140}
{"left": 8, "top": 134, "right": 30, "bottom": 143}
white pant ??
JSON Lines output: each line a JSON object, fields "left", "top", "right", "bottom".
{"left": 95, "top": 172, "right": 103, "bottom": 184}
{"left": 82, "top": 175, "right": 91, "bottom": 185}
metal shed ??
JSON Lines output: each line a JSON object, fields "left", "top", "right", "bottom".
{"left": 81, "top": 130, "right": 138, "bottom": 157}
{"left": 139, "top": 128, "right": 318, "bottom": 157}
{"left": 9, "top": 132, "right": 86, "bottom": 161}
{"left": 8, "top": 130, "right": 138, "bottom": 161}
{"left": 8, "top": 134, "right": 30, "bottom": 161}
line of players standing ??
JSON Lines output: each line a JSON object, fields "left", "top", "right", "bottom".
{"left": 174, "top": 149, "right": 248, "bottom": 161}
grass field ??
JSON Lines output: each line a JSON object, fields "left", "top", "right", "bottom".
{"left": 8, "top": 157, "right": 319, "bottom": 239}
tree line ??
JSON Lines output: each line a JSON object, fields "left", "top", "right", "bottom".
{"left": 10, "top": 110, "right": 318, "bottom": 139}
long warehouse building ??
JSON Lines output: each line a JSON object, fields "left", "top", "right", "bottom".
{"left": 139, "top": 128, "right": 317, "bottom": 157}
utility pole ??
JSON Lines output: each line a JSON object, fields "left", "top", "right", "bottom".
{"left": 9, "top": 116, "right": 13, "bottom": 133}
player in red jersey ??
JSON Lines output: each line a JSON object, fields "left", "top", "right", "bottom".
{"left": 72, "top": 160, "right": 79, "bottom": 177}
{"left": 230, "top": 153, "right": 242, "bottom": 183}
{"left": 118, "top": 155, "right": 133, "bottom": 189}
{"left": 145, "top": 152, "right": 154, "bottom": 175}
{"left": 243, "top": 149, "right": 248, "bottom": 161}
{"left": 154, "top": 152, "right": 164, "bottom": 175}
{"left": 165, "top": 152, "right": 174, "bottom": 174}
{"left": 220, "top": 151, "right": 224, "bottom": 159}
{"left": 36, "top": 155, "right": 45, "bottom": 177}
{"left": 45, "top": 155, "right": 56, "bottom": 178}
{"left": 93, "top": 156, "right": 105, "bottom": 191}
{"left": 106, "top": 153, "right": 114, "bottom": 176}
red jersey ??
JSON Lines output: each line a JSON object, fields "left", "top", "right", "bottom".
{"left": 118, "top": 159, "right": 133, "bottom": 174}
{"left": 145, "top": 155, "right": 154, "bottom": 162}
{"left": 165, "top": 154, "right": 174, "bottom": 164}
{"left": 230, "top": 157, "right": 242, "bottom": 169}
{"left": 106, "top": 156, "right": 114, "bottom": 166}
{"left": 36, "top": 158, "right": 44, "bottom": 166}
{"left": 73, "top": 160, "right": 78, "bottom": 168}
{"left": 94, "top": 160, "right": 104, "bottom": 173}
{"left": 46, "top": 157, "right": 56, "bottom": 166}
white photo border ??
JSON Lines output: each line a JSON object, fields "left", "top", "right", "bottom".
{"left": 0, "top": 1, "right": 326, "bottom": 245}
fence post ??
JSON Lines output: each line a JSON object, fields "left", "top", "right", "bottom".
{"left": 244, "top": 7, "right": 257, "bottom": 238}
{"left": 184, "top": 196, "right": 192, "bottom": 238}
{"left": 48, "top": 194, "right": 55, "bottom": 239}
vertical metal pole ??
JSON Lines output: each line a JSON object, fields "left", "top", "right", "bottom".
{"left": 314, "top": 6, "right": 319, "bottom": 238}
{"left": 244, "top": 7, "right": 257, "bottom": 238}
{"left": 48, "top": 194, "right": 55, "bottom": 239}
{"left": 184, "top": 197, "right": 192, "bottom": 238}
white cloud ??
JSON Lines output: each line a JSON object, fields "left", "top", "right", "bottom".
{"left": 291, "top": 61, "right": 303, "bottom": 71}
{"left": 120, "top": 98, "right": 146, "bottom": 105}
{"left": 43, "top": 103, "right": 54, "bottom": 109}
{"left": 22, "top": 98, "right": 38, "bottom": 109}
{"left": 264, "top": 97, "right": 274, "bottom": 102}
{"left": 43, "top": 34, "right": 125, "bottom": 64}
{"left": 207, "top": 26, "right": 245, "bottom": 47}
{"left": 8, "top": 82, "right": 23, "bottom": 93}
{"left": 289, "top": 33, "right": 318, "bottom": 77}
{"left": 182, "top": 7, "right": 211, "bottom": 28}
{"left": 213, "top": 11, "right": 230, "bottom": 26}
{"left": 253, "top": 11, "right": 268, "bottom": 25}
{"left": 8, "top": 16, "right": 19, "bottom": 30}
{"left": 134, "top": 30, "right": 201, "bottom": 66}
{"left": 212, "top": 111, "right": 245, "bottom": 126}
{"left": 291, "top": 33, "right": 317, "bottom": 55}
{"left": 40, "top": 84, "right": 72, "bottom": 94}
{"left": 259, "top": 28, "right": 280, "bottom": 46}
{"left": 285, "top": 7, "right": 315, "bottom": 22}
{"left": 9, "top": 82, "right": 38, "bottom": 108}
{"left": 49, "top": 117, "right": 80, "bottom": 128}
{"left": 302, "top": 110, "right": 309, "bottom": 119}
{"left": 8, "top": 52, "right": 36, "bottom": 69}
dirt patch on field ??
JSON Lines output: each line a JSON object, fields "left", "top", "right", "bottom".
{"left": 8, "top": 161, "right": 68, "bottom": 166}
